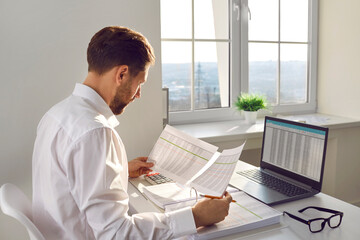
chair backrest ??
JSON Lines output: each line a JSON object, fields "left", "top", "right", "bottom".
{"left": 0, "top": 183, "right": 45, "bottom": 240}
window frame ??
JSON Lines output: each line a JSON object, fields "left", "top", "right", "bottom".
{"left": 163, "top": 0, "right": 318, "bottom": 125}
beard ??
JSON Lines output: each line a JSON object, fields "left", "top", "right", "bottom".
{"left": 109, "top": 94, "right": 128, "bottom": 115}
{"left": 109, "top": 81, "right": 134, "bottom": 115}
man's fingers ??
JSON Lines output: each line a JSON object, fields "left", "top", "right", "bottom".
{"left": 144, "top": 162, "right": 154, "bottom": 168}
{"left": 140, "top": 167, "right": 152, "bottom": 175}
{"left": 138, "top": 162, "right": 154, "bottom": 171}
{"left": 138, "top": 157, "right": 148, "bottom": 162}
{"left": 133, "top": 157, "right": 153, "bottom": 167}
{"left": 223, "top": 192, "right": 233, "bottom": 204}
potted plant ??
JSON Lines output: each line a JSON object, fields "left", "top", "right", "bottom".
{"left": 235, "top": 93, "right": 268, "bottom": 124}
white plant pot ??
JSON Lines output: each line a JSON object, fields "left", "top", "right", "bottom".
{"left": 244, "top": 111, "right": 257, "bottom": 124}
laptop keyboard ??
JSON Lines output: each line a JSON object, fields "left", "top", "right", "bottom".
{"left": 237, "top": 169, "right": 309, "bottom": 197}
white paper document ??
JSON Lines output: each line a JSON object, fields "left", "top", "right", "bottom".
{"left": 142, "top": 183, "right": 239, "bottom": 209}
{"left": 165, "top": 191, "right": 282, "bottom": 240}
{"left": 189, "top": 144, "right": 245, "bottom": 196}
{"left": 148, "top": 125, "right": 245, "bottom": 196}
{"left": 142, "top": 183, "right": 193, "bottom": 209}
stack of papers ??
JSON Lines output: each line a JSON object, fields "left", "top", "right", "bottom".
{"left": 165, "top": 191, "right": 282, "bottom": 240}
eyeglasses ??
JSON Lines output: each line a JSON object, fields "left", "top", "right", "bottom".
{"left": 283, "top": 206, "right": 344, "bottom": 233}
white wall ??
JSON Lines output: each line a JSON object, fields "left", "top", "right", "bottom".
{"left": 317, "top": 0, "right": 360, "bottom": 206}
{"left": 323, "top": 127, "right": 360, "bottom": 205}
{"left": 0, "top": 0, "right": 162, "bottom": 238}
{"left": 317, "top": 0, "right": 360, "bottom": 118}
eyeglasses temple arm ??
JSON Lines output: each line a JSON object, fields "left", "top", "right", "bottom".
{"left": 299, "top": 206, "right": 343, "bottom": 215}
{"left": 283, "top": 211, "right": 309, "bottom": 225}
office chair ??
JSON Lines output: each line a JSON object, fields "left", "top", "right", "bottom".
{"left": 0, "top": 183, "right": 45, "bottom": 240}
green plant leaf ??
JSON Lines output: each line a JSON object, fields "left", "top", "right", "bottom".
{"left": 234, "top": 93, "right": 268, "bottom": 112}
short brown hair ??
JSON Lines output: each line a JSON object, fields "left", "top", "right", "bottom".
{"left": 87, "top": 26, "right": 155, "bottom": 76}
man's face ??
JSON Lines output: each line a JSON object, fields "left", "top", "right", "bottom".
{"left": 109, "top": 68, "right": 148, "bottom": 115}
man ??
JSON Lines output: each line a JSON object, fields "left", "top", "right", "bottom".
{"left": 32, "top": 26, "right": 232, "bottom": 239}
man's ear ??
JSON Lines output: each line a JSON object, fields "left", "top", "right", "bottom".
{"left": 115, "top": 65, "right": 129, "bottom": 85}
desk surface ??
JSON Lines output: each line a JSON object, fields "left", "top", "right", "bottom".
{"left": 128, "top": 161, "right": 360, "bottom": 240}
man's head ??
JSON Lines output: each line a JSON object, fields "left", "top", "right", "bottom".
{"left": 87, "top": 26, "right": 155, "bottom": 77}
{"left": 86, "top": 26, "right": 155, "bottom": 115}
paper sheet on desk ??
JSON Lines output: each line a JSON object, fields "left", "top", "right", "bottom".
{"left": 142, "top": 183, "right": 239, "bottom": 209}
{"left": 148, "top": 125, "right": 245, "bottom": 196}
{"left": 165, "top": 191, "right": 282, "bottom": 240}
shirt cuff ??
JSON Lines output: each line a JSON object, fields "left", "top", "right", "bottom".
{"left": 166, "top": 206, "right": 197, "bottom": 238}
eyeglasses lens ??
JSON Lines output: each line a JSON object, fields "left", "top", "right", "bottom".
{"left": 310, "top": 219, "right": 325, "bottom": 232}
{"left": 329, "top": 215, "right": 341, "bottom": 228}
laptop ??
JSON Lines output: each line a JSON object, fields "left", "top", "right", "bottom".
{"left": 230, "top": 116, "right": 329, "bottom": 205}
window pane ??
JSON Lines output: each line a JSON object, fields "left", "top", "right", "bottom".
{"left": 194, "top": 42, "right": 229, "bottom": 110}
{"left": 249, "top": 43, "right": 278, "bottom": 104}
{"left": 280, "top": 44, "right": 307, "bottom": 104}
{"left": 280, "top": 0, "right": 308, "bottom": 42}
{"left": 249, "top": 0, "right": 278, "bottom": 41}
{"left": 161, "top": 0, "right": 192, "bottom": 39}
{"left": 194, "top": 0, "right": 229, "bottom": 39}
{"left": 162, "top": 42, "right": 192, "bottom": 111}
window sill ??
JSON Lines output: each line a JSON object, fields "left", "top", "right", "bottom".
{"left": 173, "top": 113, "right": 360, "bottom": 146}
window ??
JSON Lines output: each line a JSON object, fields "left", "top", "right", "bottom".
{"left": 161, "top": 0, "right": 318, "bottom": 124}
{"left": 245, "top": 0, "right": 318, "bottom": 113}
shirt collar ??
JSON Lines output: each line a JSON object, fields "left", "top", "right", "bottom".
{"left": 72, "top": 83, "right": 119, "bottom": 128}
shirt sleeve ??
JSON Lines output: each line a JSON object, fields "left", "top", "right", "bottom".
{"left": 65, "top": 127, "right": 197, "bottom": 239}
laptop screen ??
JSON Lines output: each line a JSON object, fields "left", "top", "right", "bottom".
{"left": 261, "top": 116, "right": 328, "bottom": 190}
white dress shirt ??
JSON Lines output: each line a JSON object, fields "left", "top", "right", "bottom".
{"left": 32, "top": 83, "right": 196, "bottom": 239}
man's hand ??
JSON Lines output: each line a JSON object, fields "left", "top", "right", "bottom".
{"left": 192, "top": 192, "right": 233, "bottom": 228}
{"left": 128, "top": 157, "right": 154, "bottom": 178}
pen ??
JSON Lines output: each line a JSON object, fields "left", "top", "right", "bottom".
{"left": 200, "top": 194, "right": 236, "bottom": 203}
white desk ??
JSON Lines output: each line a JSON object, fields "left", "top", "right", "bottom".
{"left": 128, "top": 161, "right": 360, "bottom": 240}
